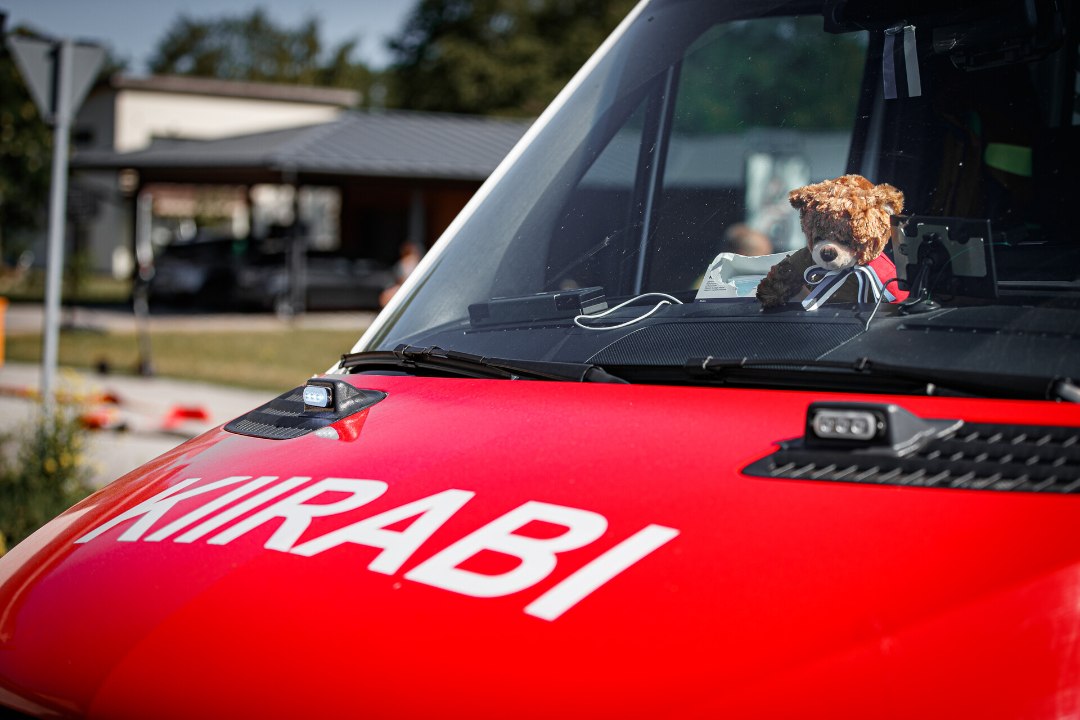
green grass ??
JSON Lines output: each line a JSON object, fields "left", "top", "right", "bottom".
{"left": 1, "top": 270, "right": 132, "bottom": 305}
{"left": 5, "top": 328, "right": 362, "bottom": 393}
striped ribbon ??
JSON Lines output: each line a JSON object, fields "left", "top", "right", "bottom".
{"left": 801, "top": 264, "right": 895, "bottom": 310}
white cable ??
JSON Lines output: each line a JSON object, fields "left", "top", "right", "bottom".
{"left": 863, "top": 290, "right": 886, "bottom": 332}
{"left": 574, "top": 292, "right": 683, "bottom": 331}
{"left": 862, "top": 277, "right": 900, "bottom": 332}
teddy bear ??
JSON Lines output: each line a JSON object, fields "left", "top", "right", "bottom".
{"left": 755, "top": 174, "right": 909, "bottom": 309}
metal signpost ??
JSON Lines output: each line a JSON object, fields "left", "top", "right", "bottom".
{"left": 6, "top": 34, "right": 105, "bottom": 413}
{"left": 133, "top": 191, "right": 155, "bottom": 376}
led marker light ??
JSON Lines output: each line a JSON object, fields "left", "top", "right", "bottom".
{"left": 303, "top": 384, "right": 333, "bottom": 410}
{"left": 811, "top": 409, "right": 879, "bottom": 441}
{"left": 796, "top": 402, "right": 962, "bottom": 455}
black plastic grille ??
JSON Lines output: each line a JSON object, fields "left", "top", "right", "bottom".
{"left": 225, "top": 418, "right": 309, "bottom": 440}
{"left": 225, "top": 383, "right": 385, "bottom": 440}
{"left": 744, "top": 422, "right": 1080, "bottom": 493}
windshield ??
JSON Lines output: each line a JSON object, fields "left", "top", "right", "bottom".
{"left": 353, "top": 0, "right": 1080, "bottom": 397}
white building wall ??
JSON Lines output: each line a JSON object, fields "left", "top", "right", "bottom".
{"left": 114, "top": 91, "right": 344, "bottom": 151}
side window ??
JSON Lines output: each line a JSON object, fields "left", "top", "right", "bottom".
{"left": 644, "top": 18, "right": 867, "bottom": 291}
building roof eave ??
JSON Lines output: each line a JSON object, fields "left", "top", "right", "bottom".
{"left": 71, "top": 110, "right": 533, "bottom": 184}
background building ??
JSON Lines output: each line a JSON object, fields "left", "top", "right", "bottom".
{"left": 69, "top": 75, "right": 531, "bottom": 310}
{"left": 70, "top": 75, "right": 362, "bottom": 277}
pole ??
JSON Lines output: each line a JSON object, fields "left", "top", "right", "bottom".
{"left": 133, "top": 191, "right": 154, "bottom": 375}
{"left": 41, "top": 39, "right": 74, "bottom": 415}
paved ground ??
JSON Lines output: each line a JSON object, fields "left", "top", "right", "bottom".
{"left": 0, "top": 361, "right": 273, "bottom": 488}
{"left": 0, "top": 303, "right": 375, "bottom": 489}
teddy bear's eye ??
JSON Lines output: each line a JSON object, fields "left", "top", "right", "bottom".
{"left": 814, "top": 235, "right": 824, "bottom": 245}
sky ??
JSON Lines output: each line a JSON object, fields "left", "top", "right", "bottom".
{"left": 0, "top": 0, "right": 415, "bottom": 72}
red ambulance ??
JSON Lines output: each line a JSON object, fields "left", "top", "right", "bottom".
{"left": 3, "top": 0, "right": 1080, "bottom": 717}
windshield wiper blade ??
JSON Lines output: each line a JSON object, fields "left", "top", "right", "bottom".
{"left": 339, "top": 345, "right": 627, "bottom": 383}
{"left": 681, "top": 356, "right": 1072, "bottom": 400}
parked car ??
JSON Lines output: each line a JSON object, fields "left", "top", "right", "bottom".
{"left": 145, "top": 235, "right": 240, "bottom": 307}
{"left": 232, "top": 252, "right": 394, "bottom": 314}
{"left": 149, "top": 237, "right": 393, "bottom": 312}
{"left": 3, "top": 0, "right": 1080, "bottom": 717}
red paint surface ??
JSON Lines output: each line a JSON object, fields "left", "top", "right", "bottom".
{"left": 2, "top": 376, "right": 1080, "bottom": 718}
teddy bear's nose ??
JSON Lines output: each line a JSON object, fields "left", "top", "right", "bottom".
{"left": 820, "top": 246, "right": 838, "bottom": 262}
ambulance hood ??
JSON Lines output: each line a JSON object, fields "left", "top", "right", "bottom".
{"left": 1, "top": 375, "right": 1080, "bottom": 718}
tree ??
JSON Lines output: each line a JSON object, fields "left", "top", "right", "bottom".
{"left": 0, "top": 35, "right": 52, "bottom": 252}
{"left": 148, "top": 9, "right": 372, "bottom": 100}
{"left": 0, "top": 28, "right": 126, "bottom": 260}
{"left": 674, "top": 17, "right": 867, "bottom": 134}
{"left": 386, "top": 0, "right": 635, "bottom": 117}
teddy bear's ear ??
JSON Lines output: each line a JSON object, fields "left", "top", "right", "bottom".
{"left": 872, "top": 182, "right": 905, "bottom": 215}
{"left": 789, "top": 186, "right": 812, "bottom": 210}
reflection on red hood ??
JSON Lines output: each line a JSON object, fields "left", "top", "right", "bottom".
{"left": 2, "top": 375, "right": 1080, "bottom": 718}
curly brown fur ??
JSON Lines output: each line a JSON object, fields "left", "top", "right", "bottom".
{"left": 790, "top": 174, "right": 903, "bottom": 266}
{"left": 756, "top": 247, "right": 813, "bottom": 308}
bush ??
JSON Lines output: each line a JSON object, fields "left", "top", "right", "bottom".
{"left": 0, "top": 404, "right": 93, "bottom": 552}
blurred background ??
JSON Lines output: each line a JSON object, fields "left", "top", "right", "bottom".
{"left": 0, "top": 0, "right": 634, "bottom": 511}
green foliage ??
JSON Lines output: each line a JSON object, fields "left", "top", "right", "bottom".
{"left": 0, "top": 37, "right": 52, "bottom": 243}
{"left": 673, "top": 17, "right": 867, "bottom": 134}
{"left": 0, "top": 405, "right": 93, "bottom": 552}
{"left": 148, "top": 8, "right": 373, "bottom": 99}
{"left": 386, "top": 0, "right": 636, "bottom": 116}
{"left": 0, "top": 28, "right": 126, "bottom": 257}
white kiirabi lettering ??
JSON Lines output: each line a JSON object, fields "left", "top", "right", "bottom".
{"left": 74, "top": 476, "right": 250, "bottom": 544}
{"left": 290, "top": 489, "right": 475, "bottom": 574}
{"left": 144, "top": 475, "right": 279, "bottom": 542}
{"left": 206, "top": 478, "right": 389, "bottom": 551}
{"left": 404, "top": 500, "right": 608, "bottom": 598}
{"left": 172, "top": 477, "right": 311, "bottom": 543}
{"left": 75, "top": 474, "right": 681, "bottom": 621}
{"left": 524, "top": 524, "right": 680, "bottom": 621}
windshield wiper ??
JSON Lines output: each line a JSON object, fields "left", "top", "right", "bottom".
{"left": 678, "top": 356, "right": 1077, "bottom": 400}
{"left": 339, "top": 345, "right": 627, "bottom": 383}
